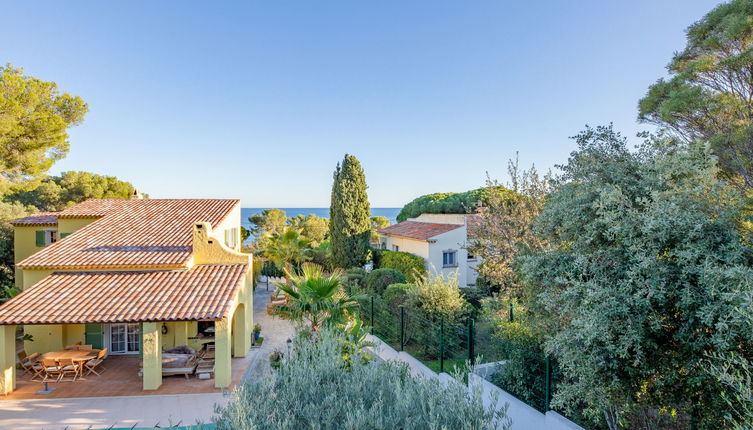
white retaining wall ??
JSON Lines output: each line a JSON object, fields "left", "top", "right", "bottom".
{"left": 366, "top": 334, "right": 585, "bottom": 430}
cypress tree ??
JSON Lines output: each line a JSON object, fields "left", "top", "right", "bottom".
{"left": 329, "top": 154, "right": 371, "bottom": 268}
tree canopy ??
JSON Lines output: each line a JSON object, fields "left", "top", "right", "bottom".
{"left": 518, "top": 124, "right": 753, "bottom": 428}
{"left": 329, "top": 154, "right": 371, "bottom": 268}
{"left": 0, "top": 64, "right": 88, "bottom": 195}
{"left": 5, "top": 171, "right": 137, "bottom": 211}
{"left": 638, "top": 0, "right": 753, "bottom": 187}
{"left": 397, "top": 186, "right": 518, "bottom": 222}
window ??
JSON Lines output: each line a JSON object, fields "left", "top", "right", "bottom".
{"left": 381, "top": 242, "right": 387, "bottom": 250}
{"left": 224, "top": 227, "right": 238, "bottom": 249}
{"left": 467, "top": 253, "right": 477, "bottom": 261}
{"left": 35, "top": 229, "right": 57, "bottom": 247}
{"left": 392, "top": 245, "right": 399, "bottom": 252}
{"left": 442, "top": 251, "right": 457, "bottom": 267}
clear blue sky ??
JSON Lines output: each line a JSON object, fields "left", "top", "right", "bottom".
{"left": 1, "top": 1, "right": 720, "bottom": 207}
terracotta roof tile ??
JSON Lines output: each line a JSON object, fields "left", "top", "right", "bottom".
{"left": 0, "top": 264, "right": 248, "bottom": 325}
{"left": 17, "top": 199, "right": 239, "bottom": 269}
{"left": 378, "top": 221, "right": 462, "bottom": 241}
{"left": 11, "top": 212, "right": 58, "bottom": 226}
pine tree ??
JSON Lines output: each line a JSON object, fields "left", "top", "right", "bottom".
{"left": 329, "top": 154, "right": 371, "bottom": 268}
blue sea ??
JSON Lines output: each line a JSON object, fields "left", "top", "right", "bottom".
{"left": 241, "top": 208, "right": 401, "bottom": 231}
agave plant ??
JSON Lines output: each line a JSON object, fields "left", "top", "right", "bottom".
{"left": 276, "top": 263, "right": 359, "bottom": 332}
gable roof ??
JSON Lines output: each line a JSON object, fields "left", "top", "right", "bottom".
{"left": 378, "top": 221, "right": 463, "bottom": 241}
{"left": 0, "top": 264, "right": 248, "bottom": 325}
{"left": 11, "top": 212, "right": 58, "bottom": 226}
{"left": 16, "top": 199, "right": 239, "bottom": 270}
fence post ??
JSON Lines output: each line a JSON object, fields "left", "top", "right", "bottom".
{"left": 399, "top": 306, "right": 405, "bottom": 351}
{"left": 468, "top": 318, "right": 475, "bottom": 365}
{"left": 509, "top": 302, "right": 514, "bottom": 322}
{"left": 370, "top": 296, "right": 374, "bottom": 335}
{"left": 545, "top": 356, "right": 551, "bottom": 411}
{"left": 439, "top": 316, "right": 445, "bottom": 373}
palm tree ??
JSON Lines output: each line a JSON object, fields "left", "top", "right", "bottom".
{"left": 264, "top": 227, "right": 312, "bottom": 276}
{"left": 276, "top": 263, "right": 359, "bottom": 332}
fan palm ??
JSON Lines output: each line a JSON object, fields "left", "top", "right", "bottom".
{"left": 264, "top": 227, "right": 312, "bottom": 276}
{"left": 276, "top": 263, "right": 359, "bottom": 332}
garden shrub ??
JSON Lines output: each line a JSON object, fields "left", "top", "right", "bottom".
{"left": 364, "top": 268, "right": 406, "bottom": 295}
{"left": 344, "top": 267, "right": 367, "bottom": 292}
{"left": 383, "top": 283, "right": 415, "bottom": 311}
{"left": 377, "top": 250, "right": 426, "bottom": 283}
{"left": 215, "top": 329, "right": 510, "bottom": 430}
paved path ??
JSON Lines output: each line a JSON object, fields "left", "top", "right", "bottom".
{"left": 0, "top": 281, "right": 296, "bottom": 430}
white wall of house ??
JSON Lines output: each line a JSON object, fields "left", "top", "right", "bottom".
{"left": 381, "top": 213, "right": 479, "bottom": 287}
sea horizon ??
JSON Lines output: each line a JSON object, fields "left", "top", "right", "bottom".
{"left": 241, "top": 207, "right": 401, "bottom": 229}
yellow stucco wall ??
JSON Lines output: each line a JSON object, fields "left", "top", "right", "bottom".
{"left": 13, "top": 225, "right": 55, "bottom": 288}
{"left": 21, "top": 269, "right": 52, "bottom": 291}
{"left": 142, "top": 322, "right": 162, "bottom": 390}
{"left": 57, "top": 217, "right": 98, "bottom": 235}
{"left": 24, "top": 324, "right": 64, "bottom": 354}
{"left": 0, "top": 325, "right": 17, "bottom": 395}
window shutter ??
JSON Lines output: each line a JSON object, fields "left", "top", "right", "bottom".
{"left": 35, "top": 230, "right": 45, "bottom": 247}
{"left": 84, "top": 323, "right": 104, "bottom": 349}
{"left": 60, "top": 232, "right": 70, "bottom": 239}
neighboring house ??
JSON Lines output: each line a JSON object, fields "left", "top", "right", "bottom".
{"left": 0, "top": 196, "right": 252, "bottom": 395}
{"left": 378, "top": 213, "right": 479, "bottom": 287}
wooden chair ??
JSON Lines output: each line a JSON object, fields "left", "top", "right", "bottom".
{"left": 40, "top": 359, "right": 63, "bottom": 382}
{"left": 84, "top": 348, "right": 108, "bottom": 376}
{"left": 29, "top": 360, "right": 46, "bottom": 381}
{"left": 77, "top": 344, "right": 93, "bottom": 350}
{"left": 57, "top": 358, "right": 80, "bottom": 382}
{"left": 19, "top": 352, "right": 40, "bottom": 376}
{"left": 64, "top": 341, "right": 83, "bottom": 350}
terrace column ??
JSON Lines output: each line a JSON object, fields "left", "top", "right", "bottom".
{"left": 142, "top": 322, "right": 162, "bottom": 390}
{"left": 215, "top": 317, "right": 231, "bottom": 388}
{"left": 174, "top": 321, "right": 189, "bottom": 346}
{"left": 0, "top": 325, "right": 16, "bottom": 395}
{"left": 232, "top": 303, "right": 250, "bottom": 358}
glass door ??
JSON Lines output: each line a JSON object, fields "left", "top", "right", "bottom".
{"left": 109, "top": 323, "right": 140, "bottom": 354}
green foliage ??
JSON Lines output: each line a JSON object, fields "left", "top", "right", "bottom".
{"left": 309, "top": 239, "right": 333, "bottom": 271}
{"left": 344, "top": 267, "right": 367, "bottom": 290}
{"left": 261, "top": 259, "right": 285, "bottom": 278}
{"left": 0, "top": 201, "right": 30, "bottom": 299}
{"left": 638, "top": 0, "right": 753, "bottom": 187}
{"left": 248, "top": 208, "right": 288, "bottom": 237}
{"left": 708, "top": 352, "right": 753, "bottom": 430}
{"left": 0, "top": 64, "right": 88, "bottom": 195}
{"left": 518, "top": 124, "right": 753, "bottom": 428}
{"left": 289, "top": 213, "right": 329, "bottom": 246}
{"left": 215, "top": 329, "right": 510, "bottom": 430}
{"left": 329, "top": 154, "right": 371, "bottom": 268}
{"left": 376, "top": 249, "right": 426, "bottom": 283}
{"left": 407, "top": 270, "right": 469, "bottom": 323}
{"left": 275, "top": 263, "right": 359, "bottom": 331}
{"left": 383, "top": 283, "right": 415, "bottom": 311}
{"left": 397, "top": 186, "right": 517, "bottom": 222}
{"left": 264, "top": 228, "right": 312, "bottom": 274}
{"left": 370, "top": 215, "right": 390, "bottom": 242}
{"left": 364, "top": 268, "right": 406, "bottom": 295}
{"left": 6, "top": 171, "right": 137, "bottom": 211}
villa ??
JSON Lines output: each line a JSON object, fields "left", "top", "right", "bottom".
{"left": 378, "top": 213, "right": 479, "bottom": 287}
{"left": 0, "top": 194, "right": 253, "bottom": 395}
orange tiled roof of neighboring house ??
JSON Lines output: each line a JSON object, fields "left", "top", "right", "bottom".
{"left": 378, "top": 221, "right": 462, "bottom": 241}
{"left": 10, "top": 212, "right": 58, "bottom": 226}
{"left": 16, "top": 199, "right": 239, "bottom": 270}
{"left": 0, "top": 264, "right": 248, "bottom": 325}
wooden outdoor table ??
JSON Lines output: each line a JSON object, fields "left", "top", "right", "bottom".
{"left": 40, "top": 350, "right": 96, "bottom": 377}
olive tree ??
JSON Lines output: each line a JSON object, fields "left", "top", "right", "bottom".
{"left": 519, "top": 125, "right": 753, "bottom": 429}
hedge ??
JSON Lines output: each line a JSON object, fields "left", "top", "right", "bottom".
{"left": 377, "top": 250, "right": 426, "bottom": 283}
{"left": 364, "top": 268, "right": 407, "bottom": 295}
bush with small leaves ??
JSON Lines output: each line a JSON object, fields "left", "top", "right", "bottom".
{"left": 364, "top": 268, "right": 406, "bottom": 295}
{"left": 215, "top": 329, "right": 510, "bottom": 430}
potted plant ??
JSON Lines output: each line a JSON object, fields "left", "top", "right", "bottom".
{"left": 253, "top": 323, "right": 262, "bottom": 341}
